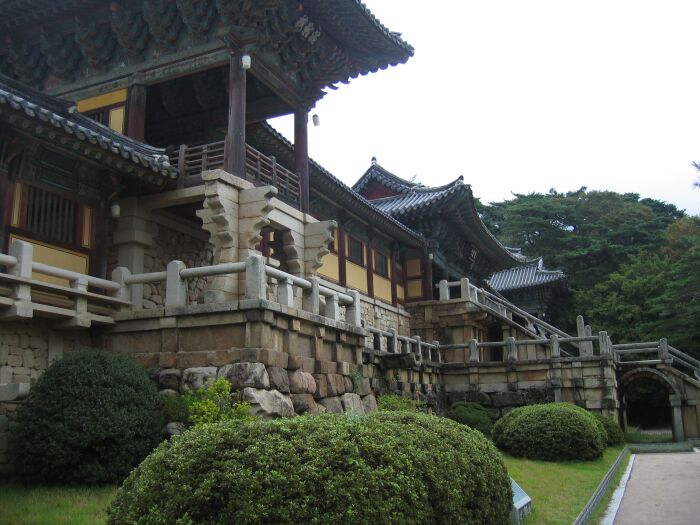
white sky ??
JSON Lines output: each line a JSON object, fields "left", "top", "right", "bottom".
{"left": 270, "top": 0, "right": 700, "bottom": 215}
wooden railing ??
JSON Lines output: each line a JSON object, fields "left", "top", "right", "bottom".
{"left": 172, "top": 142, "right": 300, "bottom": 206}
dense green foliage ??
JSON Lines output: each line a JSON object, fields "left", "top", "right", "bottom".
{"left": 163, "top": 377, "right": 254, "bottom": 427}
{"left": 445, "top": 402, "right": 494, "bottom": 436}
{"left": 493, "top": 403, "right": 607, "bottom": 461}
{"left": 15, "top": 351, "right": 163, "bottom": 484}
{"left": 376, "top": 393, "right": 419, "bottom": 411}
{"left": 594, "top": 414, "right": 625, "bottom": 446}
{"left": 481, "top": 189, "right": 699, "bottom": 358}
{"left": 108, "top": 412, "right": 513, "bottom": 525}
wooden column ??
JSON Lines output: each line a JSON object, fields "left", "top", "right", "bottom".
{"left": 125, "top": 84, "right": 147, "bottom": 141}
{"left": 294, "top": 108, "right": 310, "bottom": 213}
{"left": 390, "top": 244, "right": 398, "bottom": 306}
{"left": 338, "top": 223, "right": 347, "bottom": 287}
{"left": 423, "top": 253, "right": 434, "bottom": 300}
{"left": 224, "top": 51, "right": 247, "bottom": 178}
{"left": 366, "top": 231, "right": 374, "bottom": 298}
{"left": 0, "top": 163, "right": 9, "bottom": 251}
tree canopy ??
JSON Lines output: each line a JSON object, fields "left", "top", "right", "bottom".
{"left": 482, "top": 189, "right": 699, "bottom": 358}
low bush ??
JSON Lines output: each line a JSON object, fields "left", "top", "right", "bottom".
{"left": 493, "top": 403, "right": 607, "bottom": 461}
{"left": 376, "top": 393, "right": 419, "bottom": 411}
{"left": 15, "top": 351, "right": 163, "bottom": 484}
{"left": 108, "top": 412, "right": 513, "bottom": 525}
{"left": 595, "top": 414, "right": 625, "bottom": 445}
{"left": 445, "top": 401, "right": 494, "bottom": 436}
{"left": 163, "top": 377, "right": 254, "bottom": 427}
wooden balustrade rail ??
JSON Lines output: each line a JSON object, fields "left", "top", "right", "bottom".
{"left": 171, "top": 142, "right": 301, "bottom": 206}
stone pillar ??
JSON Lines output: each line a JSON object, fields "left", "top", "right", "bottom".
{"left": 303, "top": 220, "right": 337, "bottom": 277}
{"left": 196, "top": 171, "right": 243, "bottom": 303}
{"left": 670, "top": 395, "right": 685, "bottom": 442}
{"left": 114, "top": 197, "right": 152, "bottom": 309}
{"left": 238, "top": 185, "right": 277, "bottom": 298}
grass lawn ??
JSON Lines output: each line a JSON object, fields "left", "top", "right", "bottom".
{"left": 503, "top": 445, "right": 626, "bottom": 525}
{"left": 0, "top": 483, "right": 116, "bottom": 525}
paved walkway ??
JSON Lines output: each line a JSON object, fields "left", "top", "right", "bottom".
{"left": 614, "top": 453, "right": 700, "bottom": 525}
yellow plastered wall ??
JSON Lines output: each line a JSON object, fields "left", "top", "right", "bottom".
{"left": 76, "top": 89, "right": 127, "bottom": 133}
{"left": 346, "top": 261, "right": 368, "bottom": 294}
{"left": 397, "top": 284, "right": 405, "bottom": 301}
{"left": 317, "top": 253, "right": 340, "bottom": 282}
{"left": 406, "top": 258, "right": 422, "bottom": 277}
{"left": 10, "top": 235, "right": 88, "bottom": 287}
{"left": 406, "top": 279, "right": 423, "bottom": 299}
{"left": 373, "top": 274, "right": 392, "bottom": 303}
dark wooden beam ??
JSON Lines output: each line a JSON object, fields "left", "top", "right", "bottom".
{"left": 338, "top": 216, "right": 347, "bottom": 287}
{"left": 224, "top": 51, "right": 247, "bottom": 178}
{"left": 390, "top": 243, "right": 398, "bottom": 306}
{"left": 366, "top": 230, "right": 374, "bottom": 299}
{"left": 294, "top": 108, "right": 310, "bottom": 213}
{"left": 423, "top": 253, "right": 434, "bottom": 301}
{"left": 0, "top": 159, "right": 9, "bottom": 251}
{"left": 126, "top": 84, "right": 147, "bottom": 141}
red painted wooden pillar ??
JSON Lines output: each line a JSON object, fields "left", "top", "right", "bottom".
{"left": 126, "top": 84, "right": 147, "bottom": 141}
{"left": 423, "top": 253, "right": 434, "bottom": 300}
{"left": 294, "top": 108, "right": 309, "bottom": 213}
{"left": 390, "top": 245, "right": 398, "bottom": 306}
{"left": 224, "top": 51, "right": 247, "bottom": 178}
{"left": 338, "top": 224, "right": 347, "bottom": 287}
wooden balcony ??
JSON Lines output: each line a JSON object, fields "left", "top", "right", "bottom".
{"left": 172, "top": 142, "right": 301, "bottom": 207}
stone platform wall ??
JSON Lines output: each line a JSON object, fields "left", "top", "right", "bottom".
{"left": 442, "top": 355, "right": 619, "bottom": 419}
{"left": 0, "top": 323, "right": 93, "bottom": 476}
{"left": 98, "top": 299, "right": 437, "bottom": 420}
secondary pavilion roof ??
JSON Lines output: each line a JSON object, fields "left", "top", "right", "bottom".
{"left": 0, "top": 0, "right": 413, "bottom": 103}
{"left": 246, "top": 122, "right": 425, "bottom": 248}
{"left": 489, "top": 258, "right": 566, "bottom": 292}
{"left": 0, "top": 74, "right": 178, "bottom": 185}
{"left": 354, "top": 163, "right": 524, "bottom": 276}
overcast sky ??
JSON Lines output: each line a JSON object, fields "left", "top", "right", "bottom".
{"left": 270, "top": 0, "right": 700, "bottom": 215}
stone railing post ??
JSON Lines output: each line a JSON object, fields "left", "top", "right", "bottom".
{"left": 165, "top": 260, "right": 187, "bottom": 308}
{"left": 345, "top": 290, "right": 362, "bottom": 327}
{"left": 584, "top": 325, "right": 594, "bottom": 355}
{"left": 277, "top": 277, "right": 294, "bottom": 307}
{"left": 659, "top": 338, "right": 669, "bottom": 360}
{"left": 245, "top": 254, "right": 266, "bottom": 300}
{"left": 67, "top": 276, "right": 90, "bottom": 328}
{"left": 438, "top": 280, "right": 449, "bottom": 300}
{"left": 302, "top": 276, "right": 320, "bottom": 314}
{"left": 325, "top": 293, "right": 340, "bottom": 321}
{"left": 432, "top": 341, "right": 441, "bottom": 362}
{"left": 111, "top": 267, "right": 132, "bottom": 308}
{"left": 414, "top": 335, "right": 422, "bottom": 358}
{"left": 506, "top": 337, "right": 518, "bottom": 362}
{"left": 388, "top": 328, "right": 398, "bottom": 353}
{"left": 468, "top": 339, "right": 479, "bottom": 363}
{"left": 7, "top": 239, "right": 33, "bottom": 318}
{"left": 460, "top": 278, "right": 470, "bottom": 300}
{"left": 598, "top": 331, "right": 610, "bottom": 355}
{"left": 550, "top": 334, "right": 560, "bottom": 357}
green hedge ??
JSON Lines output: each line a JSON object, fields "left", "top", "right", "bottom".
{"left": 108, "top": 412, "right": 512, "bottom": 525}
{"left": 595, "top": 414, "right": 625, "bottom": 446}
{"left": 16, "top": 351, "right": 163, "bottom": 484}
{"left": 445, "top": 401, "right": 494, "bottom": 436}
{"left": 493, "top": 403, "right": 607, "bottom": 461}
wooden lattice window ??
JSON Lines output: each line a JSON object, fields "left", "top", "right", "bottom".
{"left": 24, "top": 185, "right": 76, "bottom": 244}
{"left": 374, "top": 250, "right": 389, "bottom": 277}
{"left": 347, "top": 236, "right": 364, "bottom": 266}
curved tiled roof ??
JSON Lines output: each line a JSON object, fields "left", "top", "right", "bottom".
{"left": 0, "top": 74, "right": 178, "bottom": 182}
{"left": 352, "top": 161, "right": 422, "bottom": 195}
{"left": 247, "top": 123, "right": 425, "bottom": 247}
{"left": 370, "top": 177, "right": 467, "bottom": 215}
{"left": 489, "top": 258, "right": 566, "bottom": 292}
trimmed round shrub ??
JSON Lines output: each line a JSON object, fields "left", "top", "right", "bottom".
{"left": 493, "top": 403, "right": 607, "bottom": 461}
{"left": 595, "top": 414, "right": 625, "bottom": 446}
{"left": 16, "top": 351, "right": 163, "bottom": 483}
{"left": 108, "top": 412, "right": 513, "bottom": 525}
{"left": 445, "top": 401, "right": 494, "bottom": 436}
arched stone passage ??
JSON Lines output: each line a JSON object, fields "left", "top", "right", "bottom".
{"left": 619, "top": 367, "right": 685, "bottom": 441}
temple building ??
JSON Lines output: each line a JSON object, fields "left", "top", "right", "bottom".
{"left": 2, "top": 0, "right": 698, "bottom": 477}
